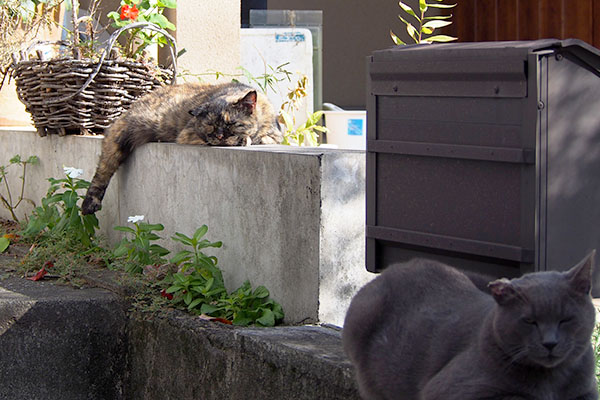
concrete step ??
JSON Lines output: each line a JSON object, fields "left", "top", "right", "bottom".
{"left": 0, "top": 276, "right": 360, "bottom": 399}
{"left": 0, "top": 277, "right": 128, "bottom": 400}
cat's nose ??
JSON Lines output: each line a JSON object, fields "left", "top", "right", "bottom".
{"left": 542, "top": 340, "right": 558, "bottom": 351}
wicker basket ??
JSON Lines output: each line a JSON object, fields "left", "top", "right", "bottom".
{"left": 11, "top": 23, "right": 177, "bottom": 136}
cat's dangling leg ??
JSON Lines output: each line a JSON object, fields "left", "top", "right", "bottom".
{"left": 81, "top": 120, "right": 134, "bottom": 215}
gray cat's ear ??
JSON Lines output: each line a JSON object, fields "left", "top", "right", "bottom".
{"left": 235, "top": 91, "right": 257, "bottom": 114}
{"left": 488, "top": 278, "right": 518, "bottom": 305}
{"left": 565, "top": 250, "right": 595, "bottom": 295}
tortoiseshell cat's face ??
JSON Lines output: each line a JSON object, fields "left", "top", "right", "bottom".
{"left": 186, "top": 90, "right": 258, "bottom": 146}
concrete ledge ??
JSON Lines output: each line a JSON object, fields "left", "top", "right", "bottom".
{"left": 0, "top": 128, "right": 374, "bottom": 325}
{"left": 0, "top": 276, "right": 360, "bottom": 399}
{"left": 0, "top": 278, "right": 128, "bottom": 400}
{"left": 127, "top": 312, "right": 360, "bottom": 400}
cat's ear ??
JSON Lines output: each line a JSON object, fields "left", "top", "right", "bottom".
{"left": 189, "top": 106, "right": 207, "bottom": 118}
{"left": 565, "top": 250, "right": 595, "bottom": 295}
{"left": 235, "top": 91, "right": 257, "bottom": 114}
{"left": 488, "top": 278, "right": 518, "bottom": 305}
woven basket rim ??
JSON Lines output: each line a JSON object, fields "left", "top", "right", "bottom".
{"left": 14, "top": 56, "right": 173, "bottom": 70}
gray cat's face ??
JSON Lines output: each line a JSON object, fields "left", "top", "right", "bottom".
{"left": 187, "top": 91, "right": 258, "bottom": 146}
{"left": 490, "top": 255, "right": 595, "bottom": 369}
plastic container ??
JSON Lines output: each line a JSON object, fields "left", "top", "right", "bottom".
{"left": 323, "top": 110, "right": 366, "bottom": 150}
{"left": 240, "top": 28, "right": 313, "bottom": 117}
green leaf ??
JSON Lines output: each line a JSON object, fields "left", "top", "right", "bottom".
{"left": 426, "top": 2, "right": 456, "bottom": 8}
{"left": 232, "top": 312, "right": 254, "bottom": 326}
{"left": 204, "top": 277, "right": 215, "bottom": 292}
{"left": 113, "top": 243, "right": 130, "bottom": 257}
{"left": 271, "top": 302, "right": 284, "bottom": 320}
{"left": 158, "top": 0, "right": 177, "bottom": 8}
{"left": 200, "top": 303, "right": 220, "bottom": 315}
{"left": 184, "top": 291, "right": 193, "bottom": 305}
{"left": 26, "top": 155, "right": 39, "bottom": 164}
{"left": 165, "top": 284, "right": 182, "bottom": 294}
{"left": 174, "top": 48, "right": 187, "bottom": 59}
{"left": 421, "top": 26, "right": 433, "bottom": 34}
{"left": 256, "top": 309, "right": 275, "bottom": 327}
{"left": 82, "top": 213, "right": 99, "bottom": 237}
{"left": 206, "top": 287, "right": 226, "bottom": 297}
{"left": 253, "top": 286, "right": 270, "bottom": 299}
{"left": 419, "top": 0, "right": 427, "bottom": 13}
{"left": 172, "top": 232, "right": 193, "bottom": 245}
{"left": 147, "top": 13, "right": 171, "bottom": 29}
{"left": 149, "top": 244, "right": 170, "bottom": 256}
{"left": 44, "top": 193, "right": 63, "bottom": 206}
{"left": 140, "top": 223, "right": 164, "bottom": 232}
{"left": 308, "top": 110, "right": 325, "bottom": 125}
{"left": 9, "top": 155, "right": 21, "bottom": 164}
{"left": 398, "top": 1, "right": 418, "bottom": 19}
{"left": 196, "top": 256, "right": 217, "bottom": 271}
{"left": 145, "top": 233, "right": 162, "bottom": 241}
{"left": 399, "top": 15, "right": 419, "bottom": 42}
{"left": 279, "top": 110, "right": 294, "bottom": 131}
{"left": 390, "top": 30, "right": 406, "bottom": 45}
{"left": 63, "top": 191, "right": 79, "bottom": 208}
{"left": 188, "top": 298, "right": 204, "bottom": 310}
{"left": 422, "top": 34, "right": 458, "bottom": 43}
{"left": 423, "top": 14, "right": 453, "bottom": 20}
{"left": 114, "top": 226, "right": 136, "bottom": 234}
{"left": 422, "top": 20, "right": 452, "bottom": 29}
{"left": 193, "top": 225, "right": 208, "bottom": 241}
{"left": 106, "top": 11, "right": 120, "bottom": 20}
{"left": 196, "top": 239, "right": 222, "bottom": 250}
{"left": 170, "top": 250, "right": 192, "bottom": 265}
{"left": 0, "top": 237, "right": 9, "bottom": 253}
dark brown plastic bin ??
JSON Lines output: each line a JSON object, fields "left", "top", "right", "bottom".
{"left": 366, "top": 39, "right": 600, "bottom": 295}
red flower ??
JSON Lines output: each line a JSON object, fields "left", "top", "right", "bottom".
{"left": 160, "top": 289, "right": 173, "bottom": 300}
{"left": 120, "top": 4, "right": 139, "bottom": 20}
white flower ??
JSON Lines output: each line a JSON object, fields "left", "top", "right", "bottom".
{"left": 63, "top": 166, "right": 83, "bottom": 179}
{"left": 127, "top": 215, "right": 145, "bottom": 223}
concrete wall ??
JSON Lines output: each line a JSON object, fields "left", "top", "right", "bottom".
{"left": 0, "top": 128, "right": 374, "bottom": 325}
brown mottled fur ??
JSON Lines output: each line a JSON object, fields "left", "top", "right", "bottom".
{"left": 81, "top": 82, "right": 282, "bottom": 215}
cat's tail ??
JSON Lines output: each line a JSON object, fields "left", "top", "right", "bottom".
{"left": 81, "top": 120, "right": 133, "bottom": 215}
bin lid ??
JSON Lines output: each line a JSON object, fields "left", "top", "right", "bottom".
{"left": 372, "top": 39, "right": 600, "bottom": 72}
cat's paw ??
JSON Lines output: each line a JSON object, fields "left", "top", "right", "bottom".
{"left": 81, "top": 195, "right": 101, "bottom": 215}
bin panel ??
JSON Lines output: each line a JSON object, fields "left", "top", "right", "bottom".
{"left": 542, "top": 53, "right": 600, "bottom": 293}
{"left": 376, "top": 95, "right": 527, "bottom": 147}
{"left": 370, "top": 58, "right": 527, "bottom": 98}
{"left": 375, "top": 153, "right": 526, "bottom": 246}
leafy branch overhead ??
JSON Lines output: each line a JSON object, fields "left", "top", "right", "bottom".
{"left": 391, "top": 0, "right": 457, "bottom": 45}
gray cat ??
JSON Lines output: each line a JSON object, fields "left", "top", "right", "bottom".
{"left": 343, "top": 254, "right": 598, "bottom": 400}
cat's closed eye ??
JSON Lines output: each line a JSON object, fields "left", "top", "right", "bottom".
{"left": 521, "top": 317, "right": 537, "bottom": 326}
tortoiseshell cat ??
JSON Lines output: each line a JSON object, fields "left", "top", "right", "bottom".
{"left": 81, "top": 82, "right": 282, "bottom": 215}
{"left": 343, "top": 253, "right": 598, "bottom": 400}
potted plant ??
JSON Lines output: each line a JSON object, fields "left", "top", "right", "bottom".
{"left": 8, "top": 0, "right": 177, "bottom": 136}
